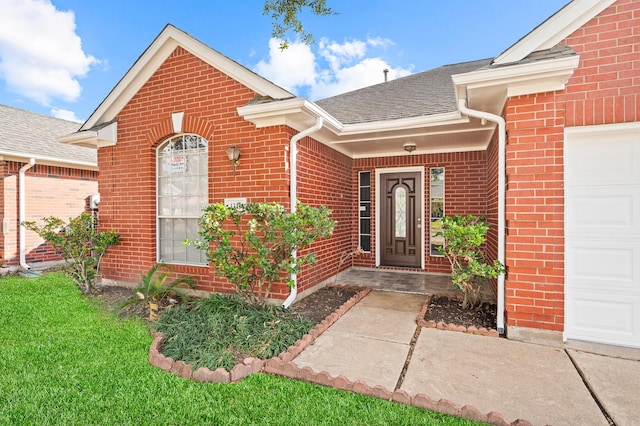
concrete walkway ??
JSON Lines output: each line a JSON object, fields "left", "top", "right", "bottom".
{"left": 294, "top": 290, "right": 640, "bottom": 425}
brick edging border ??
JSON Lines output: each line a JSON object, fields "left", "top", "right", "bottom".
{"left": 148, "top": 287, "right": 532, "bottom": 425}
{"left": 416, "top": 293, "right": 500, "bottom": 337}
{"left": 148, "top": 286, "right": 372, "bottom": 384}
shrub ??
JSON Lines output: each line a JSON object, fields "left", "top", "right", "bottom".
{"left": 22, "top": 213, "right": 119, "bottom": 293}
{"left": 438, "top": 215, "right": 505, "bottom": 309}
{"left": 188, "top": 202, "right": 335, "bottom": 303}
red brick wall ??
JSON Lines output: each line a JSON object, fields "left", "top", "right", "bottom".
{"left": 353, "top": 151, "right": 488, "bottom": 273}
{"left": 98, "top": 46, "right": 343, "bottom": 298}
{"left": 504, "top": 0, "right": 639, "bottom": 331}
{"left": 0, "top": 161, "right": 98, "bottom": 265}
{"left": 296, "top": 137, "right": 354, "bottom": 293}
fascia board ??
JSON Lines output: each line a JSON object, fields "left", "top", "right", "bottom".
{"left": 238, "top": 98, "right": 343, "bottom": 132}
{"left": 82, "top": 25, "right": 292, "bottom": 131}
{"left": 340, "top": 112, "right": 466, "bottom": 135}
{"left": 57, "top": 130, "right": 99, "bottom": 149}
{"left": 240, "top": 99, "right": 466, "bottom": 139}
{"left": 0, "top": 151, "right": 98, "bottom": 170}
{"left": 59, "top": 121, "right": 118, "bottom": 149}
{"left": 453, "top": 55, "right": 580, "bottom": 94}
{"left": 494, "top": 0, "right": 615, "bottom": 65}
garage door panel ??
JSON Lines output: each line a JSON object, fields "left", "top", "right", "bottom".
{"left": 565, "top": 292, "right": 639, "bottom": 347}
{"left": 564, "top": 123, "right": 640, "bottom": 348}
{"left": 566, "top": 189, "right": 638, "bottom": 235}
{"left": 566, "top": 241, "right": 638, "bottom": 288}
{"left": 565, "top": 131, "right": 640, "bottom": 186}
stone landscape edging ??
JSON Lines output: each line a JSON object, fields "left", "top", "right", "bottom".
{"left": 416, "top": 293, "right": 500, "bottom": 337}
{"left": 148, "top": 285, "right": 372, "bottom": 383}
{"left": 263, "top": 357, "right": 532, "bottom": 426}
{"left": 148, "top": 286, "right": 532, "bottom": 425}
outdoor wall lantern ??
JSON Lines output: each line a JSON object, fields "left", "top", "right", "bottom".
{"left": 403, "top": 142, "right": 417, "bottom": 153}
{"left": 226, "top": 145, "right": 241, "bottom": 175}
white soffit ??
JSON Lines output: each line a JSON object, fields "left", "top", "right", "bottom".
{"left": 494, "top": 0, "right": 616, "bottom": 65}
{"left": 80, "top": 25, "right": 292, "bottom": 132}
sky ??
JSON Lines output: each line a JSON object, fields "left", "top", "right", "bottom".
{"left": 0, "top": 0, "right": 570, "bottom": 123}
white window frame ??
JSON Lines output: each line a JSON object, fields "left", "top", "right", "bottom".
{"left": 156, "top": 133, "right": 209, "bottom": 266}
{"left": 429, "top": 167, "right": 445, "bottom": 257}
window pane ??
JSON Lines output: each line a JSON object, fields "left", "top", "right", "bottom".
{"left": 395, "top": 186, "right": 407, "bottom": 238}
{"left": 157, "top": 134, "right": 208, "bottom": 264}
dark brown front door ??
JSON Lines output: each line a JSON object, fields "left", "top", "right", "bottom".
{"left": 380, "top": 172, "right": 422, "bottom": 267}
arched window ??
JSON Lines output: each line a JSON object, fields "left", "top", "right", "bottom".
{"left": 157, "top": 134, "right": 208, "bottom": 265}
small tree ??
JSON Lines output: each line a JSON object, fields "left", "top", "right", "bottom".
{"left": 438, "top": 215, "right": 505, "bottom": 309}
{"left": 188, "top": 201, "right": 335, "bottom": 303}
{"left": 23, "top": 213, "right": 120, "bottom": 293}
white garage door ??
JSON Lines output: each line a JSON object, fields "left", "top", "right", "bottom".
{"left": 564, "top": 122, "right": 640, "bottom": 348}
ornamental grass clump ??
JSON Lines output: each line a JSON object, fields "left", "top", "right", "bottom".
{"left": 119, "top": 263, "right": 195, "bottom": 320}
{"left": 438, "top": 215, "right": 505, "bottom": 309}
{"left": 155, "top": 293, "right": 313, "bottom": 371}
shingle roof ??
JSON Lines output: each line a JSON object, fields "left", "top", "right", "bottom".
{"left": 315, "top": 58, "right": 492, "bottom": 125}
{"left": 0, "top": 104, "right": 96, "bottom": 166}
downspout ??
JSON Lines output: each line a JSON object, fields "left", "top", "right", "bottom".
{"left": 19, "top": 158, "right": 36, "bottom": 270}
{"left": 458, "top": 99, "right": 506, "bottom": 335}
{"left": 282, "top": 117, "right": 324, "bottom": 308}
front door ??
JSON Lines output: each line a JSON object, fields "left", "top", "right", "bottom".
{"left": 380, "top": 172, "right": 422, "bottom": 267}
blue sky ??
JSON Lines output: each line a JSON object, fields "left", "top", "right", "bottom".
{"left": 0, "top": 0, "right": 569, "bottom": 123}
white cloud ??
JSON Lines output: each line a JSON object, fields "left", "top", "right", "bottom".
{"left": 366, "top": 36, "right": 394, "bottom": 49}
{"left": 254, "top": 39, "right": 316, "bottom": 93}
{"left": 254, "top": 37, "right": 413, "bottom": 101}
{"left": 0, "top": 0, "right": 96, "bottom": 105}
{"left": 51, "top": 107, "right": 82, "bottom": 123}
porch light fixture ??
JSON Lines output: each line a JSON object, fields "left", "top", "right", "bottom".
{"left": 403, "top": 143, "right": 417, "bottom": 153}
{"left": 226, "top": 145, "right": 241, "bottom": 175}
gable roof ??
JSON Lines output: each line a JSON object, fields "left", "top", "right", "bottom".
{"left": 316, "top": 59, "right": 492, "bottom": 124}
{"left": 493, "top": 0, "right": 616, "bottom": 65}
{"left": 79, "top": 24, "right": 293, "bottom": 133}
{"left": 0, "top": 104, "right": 97, "bottom": 169}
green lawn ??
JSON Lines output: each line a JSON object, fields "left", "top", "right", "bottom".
{"left": 0, "top": 273, "right": 482, "bottom": 425}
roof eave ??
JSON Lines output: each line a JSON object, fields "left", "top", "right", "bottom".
{"left": 0, "top": 151, "right": 98, "bottom": 171}
{"left": 58, "top": 121, "right": 118, "bottom": 149}
{"left": 453, "top": 54, "right": 580, "bottom": 107}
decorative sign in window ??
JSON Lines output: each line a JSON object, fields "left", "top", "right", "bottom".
{"left": 430, "top": 167, "right": 445, "bottom": 256}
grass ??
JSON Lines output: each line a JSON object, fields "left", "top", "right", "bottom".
{"left": 155, "top": 293, "right": 313, "bottom": 371}
{"left": 0, "top": 273, "right": 483, "bottom": 425}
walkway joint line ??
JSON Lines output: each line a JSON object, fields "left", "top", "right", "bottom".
{"left": 394, "top": 325, "right": 422, "bottom": 391}
{"left": 565, "top": 349, "right": 616, "bottom": 426}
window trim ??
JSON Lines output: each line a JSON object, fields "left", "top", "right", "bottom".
{"left": 156, "top": 133, "right": 209, "bottom": 266}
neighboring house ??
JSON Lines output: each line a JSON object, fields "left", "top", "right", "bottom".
{"left": 0, "top": 104, "right": 98, "bottom": 269}
{"left": 61, "top": 0, "right": 639, "bottom": 349}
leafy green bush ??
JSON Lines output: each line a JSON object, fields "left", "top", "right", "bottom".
{"left": 120, "top": 263, "right": 196, "bottom": 320}
{"left": 155, "top": 293, "right": 313, "bottom": 371}
{"left": 188, "top": 202, "right": 335, "bottom": 303}
{"left": 438, "top": 215, "right": 505, "bottom": 309}
{"left": 22, "top": 212, "right": 119, "bottom": 293}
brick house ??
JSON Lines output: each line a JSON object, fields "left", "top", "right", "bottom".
{"left": 0, "top": 104, "right": 98, "bottom": 269}
{"left": 61, "top": 0, "right": 639, "bottom": 349}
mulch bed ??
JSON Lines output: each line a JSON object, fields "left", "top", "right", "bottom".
{"left": 90, "top": 284, "right": 361, "bottom": 326}
{"left": 423, "top": 294, "right": 497, "bottom": 331}
{"left": 92, "top": 285, "right": 497, "bottom": 333}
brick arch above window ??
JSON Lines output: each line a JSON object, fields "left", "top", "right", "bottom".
{"left": 146, "top": 114, "right": 215, "bottom": 146}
